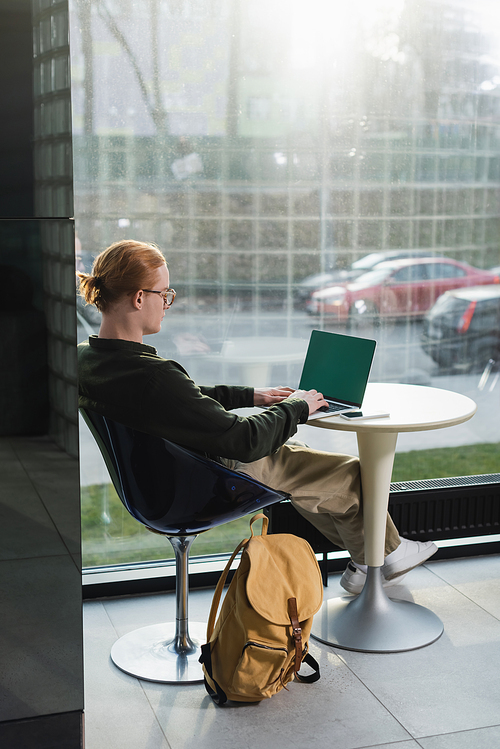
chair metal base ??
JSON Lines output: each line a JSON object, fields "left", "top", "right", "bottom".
{"left": 311, "top": 567, "right": 444, "bottom": 653}
{"left": 110, "top": 535, "right": 208, "bottom": 683}
{"left": 111, "top": 621, "right": 207, "bottom": 683}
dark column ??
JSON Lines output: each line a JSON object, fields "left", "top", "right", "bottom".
{"left": 0, "top": 1, "right": 83, "bottom": 747}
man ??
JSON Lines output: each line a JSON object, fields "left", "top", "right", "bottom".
{"left": 78, "top": 240, "right": 437, "bottom": 593}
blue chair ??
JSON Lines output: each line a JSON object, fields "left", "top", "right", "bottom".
{"left": 80, "top": 409, "right": 289, "bottom": 684}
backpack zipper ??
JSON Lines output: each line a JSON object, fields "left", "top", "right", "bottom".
{"left": 243, "top": 641, "right": 288, "bottom": 655}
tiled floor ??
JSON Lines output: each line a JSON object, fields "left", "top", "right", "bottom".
{"left": 83, "top": 554, "right": 500, "bottom": 749}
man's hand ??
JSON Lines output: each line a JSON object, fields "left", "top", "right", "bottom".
{"left": 253, "top": 386, "right": 295, "bottom": 406}
{"left": 253, "top": 386, "right": 328, "bottom": 415}
{"left": 285, "top": 389, "right": 329, "bottom": 415}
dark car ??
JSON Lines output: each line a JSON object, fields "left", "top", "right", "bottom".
{"left": 296, "top": 250, "right": 443, "bottom": 304}
{"left": 307, "top": 257, "right": 499, "bottom": 323}
{"left": 421, "top": 285, "right": 500, "bottom": 371}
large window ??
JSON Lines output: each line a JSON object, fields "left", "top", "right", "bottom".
{"left": 69, "top": 0, "right": 500, "bottom": 568}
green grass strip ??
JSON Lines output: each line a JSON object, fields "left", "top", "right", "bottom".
{"left": 81, "top": 443, "right": 500, "bottom": 567}
{"left": 392, "top": 442, "right": 500, "bottom": 482}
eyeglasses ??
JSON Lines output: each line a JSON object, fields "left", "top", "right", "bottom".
{"left": 143, "top": 288, "right": 176, "bottom": 307}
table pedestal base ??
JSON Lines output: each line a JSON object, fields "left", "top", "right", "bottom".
{"left": 311, "top": 567, "right": 443, "bottom": 653}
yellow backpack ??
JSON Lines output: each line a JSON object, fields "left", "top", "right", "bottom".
{"left": 199, "top": 513, "right": 323, "bottom": 704}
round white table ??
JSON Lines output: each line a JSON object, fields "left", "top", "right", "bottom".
{"left": 308, "top": 382, "right": 477, "bottom": 653}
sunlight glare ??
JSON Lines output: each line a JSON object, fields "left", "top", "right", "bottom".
{"left": 287, "top": 0, "right": 405, "bottom": 69}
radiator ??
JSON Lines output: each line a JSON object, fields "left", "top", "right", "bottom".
{"left": 267, "top": 474, "right": 500, "bottom": 552}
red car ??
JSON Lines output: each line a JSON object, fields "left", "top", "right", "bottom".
{"left": 307, "top": 257, "right": 500, "bottom": 323}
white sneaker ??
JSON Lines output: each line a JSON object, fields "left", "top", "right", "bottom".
{"left": 382, "top": 537, "right": 437, "bottom": 581}
{"left": 340, "top": 561, "right": 407, "bottom": 595}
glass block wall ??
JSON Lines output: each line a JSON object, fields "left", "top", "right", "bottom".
{"left": 69, "top": 0, "right": 500, "bottom": 566}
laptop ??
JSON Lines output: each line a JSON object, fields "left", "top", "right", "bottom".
{"left": 298, "top": 330, "right": 376, "bottom": 419}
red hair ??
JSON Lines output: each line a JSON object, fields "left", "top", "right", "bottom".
{"left": 77, "top": 240, "right": 166, "bottom": 312}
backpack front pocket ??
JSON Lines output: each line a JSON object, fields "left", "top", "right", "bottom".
{"left": 230, "top": 641, "right": 290, "bottom": 699}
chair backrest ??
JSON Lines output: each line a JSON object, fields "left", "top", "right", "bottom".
{"left": 80, "top": 408, "right": 289, "bottom": 535}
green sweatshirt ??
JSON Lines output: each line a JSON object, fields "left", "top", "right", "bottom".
{"left": 77, "top": 336, "right": 309, "bottom": 462}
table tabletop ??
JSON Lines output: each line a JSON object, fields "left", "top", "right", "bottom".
{"left": 308, "top": 382, "right": 477, "bottom": 434}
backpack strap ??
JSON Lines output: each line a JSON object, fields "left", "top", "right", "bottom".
{"left": 199, "top": 643, "right": 228, "bottom": 705}
{"left": 288, "top": 597, "right": 321, "bottom": 684}
{"left": 249, "top": 512, "right": 269, "bottom": 536}
{"left": 288, "top": 597, "right": 303, "bottom": 675}
{"left": 205, "top": 513, "right": 266, "bottom": 639}
{"left": 296, "top": 653, "right": 321, "bottom": 684}
{"left": 206, "top": 537, "right": 247, "bottom": 639}
{"left": 200, "top": 540, "right": 247, "bottom": 706}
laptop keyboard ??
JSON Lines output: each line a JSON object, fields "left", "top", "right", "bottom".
{"left": 320, "top": 402, "right": 347, "bottom": 414}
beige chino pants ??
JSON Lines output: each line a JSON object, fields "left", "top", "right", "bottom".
{"left": 226, "top": 442, "right": 400, "bottom": 565}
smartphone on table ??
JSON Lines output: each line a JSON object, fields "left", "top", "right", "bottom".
{"left": 340, "top": 411, "right": 390, "bottom": 421}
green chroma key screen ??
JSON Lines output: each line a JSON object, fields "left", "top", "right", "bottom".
{"left": 298, "top": 330, "right": 376, "bottom": 406}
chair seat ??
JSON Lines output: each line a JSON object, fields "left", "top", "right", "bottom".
{"left": 81, "top": 408, "right": 289, "bottom": 534}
